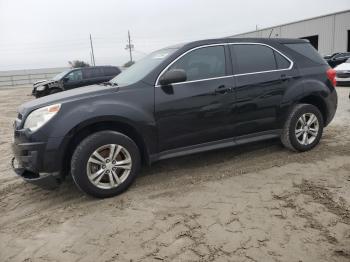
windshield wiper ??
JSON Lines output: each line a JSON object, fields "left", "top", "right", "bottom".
{"left": 100, "top": 81, "right": 118, "bottom": 86}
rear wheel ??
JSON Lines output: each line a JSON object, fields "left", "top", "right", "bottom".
{"left": 71, "top": 131, "right": 141, "bottom": 198}
{"left": 281, "top": 104, "right": 324, "bottom": 152}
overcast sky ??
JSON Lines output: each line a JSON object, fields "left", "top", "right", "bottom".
{"left": 0, "top": 0, "right": 349, "bottom": 71}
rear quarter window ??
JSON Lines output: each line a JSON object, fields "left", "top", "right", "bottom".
{"left": 284, "top": 43, "right": 326, "bottom": 65}
{"left": 274, "top": 51, "right": 291, "bottom": 69}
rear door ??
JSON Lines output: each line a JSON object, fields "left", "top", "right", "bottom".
{"left": 83, "top": 67, "right": 106, "bottom": 85}
{"left": 155, "top": 45, "right": 235, "bottom": 151}
{"left": 229, "top": 43, "right": 293, "bottom": 136}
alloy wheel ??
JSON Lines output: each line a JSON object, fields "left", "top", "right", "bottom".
{"left": 295, "top": 113, "right": 319, "bottom": 146}
{"left": 86, "top": 144, "right": 132, "bottom": 189}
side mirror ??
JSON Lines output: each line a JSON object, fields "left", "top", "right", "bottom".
{"left": 159, "top": 69, "right": 187, "bottom": 86}
{"left": 62, "top": 77, "right": 69, "bottom": 83}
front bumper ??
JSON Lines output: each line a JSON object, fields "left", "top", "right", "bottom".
{"left": 336, "top": 78, "right": 350, "bottom": 86}
{"left": 336, "top": 74, "right": 350, "bottom": 86}
{"left": 32, "top": 86, "right": 47, "bottom": 97}
{"left": 11, "top": 128, "right": 63, "bottom": 189}
{"left": 11, "top": 157, "right": 61, "bottom": 189}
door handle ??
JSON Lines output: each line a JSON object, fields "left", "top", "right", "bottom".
{"left": 280, "top": 74, "right": 292, "bottom": 81}
{"left": 214, "top": 85, "right": 232, "bottom": 94}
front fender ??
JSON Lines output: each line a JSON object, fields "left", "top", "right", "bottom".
{"left": 52, "top": 101, "right": 155, "bottom": 138}
{"left": 50, "top": 85, "right": 155, "bottom": 134}
{"left": 40, "top": 86, "right": 157, "bottom": 162}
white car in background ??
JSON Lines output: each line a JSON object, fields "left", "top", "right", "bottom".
{"left": 334, "top": 58, "right": 350, "bottom": 86}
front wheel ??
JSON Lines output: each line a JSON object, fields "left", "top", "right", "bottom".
{"left": 281, "top": 104, "right": 324, "bottom": 152}
{"left": 71, "top": 131, "right": 141, "bottom": 198}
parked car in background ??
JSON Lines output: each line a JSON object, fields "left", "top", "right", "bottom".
{"left": 334, "top": 58, "right": 350, "bottom": 86}
{"left": 323, "top": 53, "right": 339, "bottom": 60}
{"left": 325, "top": 52, "right": 350, "bottom": 68}
{"left": 32, "top": 66, "right": 121, "bottom": 98}
{"left": 13, "top": 38, "right": 337, "bottom": 198}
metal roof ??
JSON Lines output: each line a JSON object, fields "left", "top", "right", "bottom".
{"left": 232, "top": 9, "right": 350, "bottom": 36}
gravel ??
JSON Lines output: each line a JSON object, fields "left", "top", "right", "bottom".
{"left": 1, "top": 86, "right": 350, "bottom": 262}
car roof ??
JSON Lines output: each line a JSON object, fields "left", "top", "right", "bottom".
{"left": 153, "top": 38, "right": 309, "bottom": 56}
{"left": 196, "top": 37, "right": 306, "bottom": 45}
{"left": 71, "top": 66, "right": 119, "bottom": 71}
{"left": 230, "top": 37, "right": 307, "bottom": 44}
{"left": 167, "top": 37, "right": 308, "bottom": 51}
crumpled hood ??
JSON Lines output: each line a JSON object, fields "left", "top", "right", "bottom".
{"left": 19, "top": 84, "right": 118, "bottom": 115}
{"left": 33, "top": 79, "right": 50, "bottom": 86}
{"left": 33, "top": 79, "right": 56, "bottom": 87}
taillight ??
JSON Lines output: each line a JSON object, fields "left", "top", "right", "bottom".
{"left": 327, "top": 68, "right": 337, "bottom": 87}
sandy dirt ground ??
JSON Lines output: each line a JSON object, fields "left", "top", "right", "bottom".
{"left": 0, "top": 86, "right": 350, "bottom": 262}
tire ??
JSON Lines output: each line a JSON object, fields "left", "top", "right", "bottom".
{"left": 71, "top": 131, "right": 141, "bottom": 198}
{"left": 34, "top": 88, "right": 47, "bottom": 98}
{"left": 34, "top": 93, "right": 43, "bottom": 99}
{"left": 281, "top": 104, "right": 324, "bottom": 152}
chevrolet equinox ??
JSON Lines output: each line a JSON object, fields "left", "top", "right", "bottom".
{"left": 12, "top": 38, "right": 338, "bottom": 198}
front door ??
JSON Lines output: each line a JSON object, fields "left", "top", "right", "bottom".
{"left": 82, "top": 68, "right": 107, "bottom": 86}
{"left": 63, "top": 69, "right": 84, "bottom": 90}
{"left": 155, "top": 45, "right": 235, "bottom": 152}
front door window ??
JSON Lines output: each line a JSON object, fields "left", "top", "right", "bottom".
{"left": 66, "top": 70, "right": 82, "bottom": 82}
{"left": 166, "top": 45, "right": 226, "bottom": 82}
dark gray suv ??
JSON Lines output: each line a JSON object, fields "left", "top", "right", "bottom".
{"left": 12, "top": 38, "right": 337, "bottom": 198}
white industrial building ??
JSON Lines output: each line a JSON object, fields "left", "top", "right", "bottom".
{"left": 231, "top": 10, "right": 350, "bottom": 56}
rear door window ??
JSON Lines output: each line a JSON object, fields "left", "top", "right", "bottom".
{"left": 230, "top": 44, "right": 277, "bottom": 74}
{"left": 83, "top": 68, "right": 103, "bottom": 79}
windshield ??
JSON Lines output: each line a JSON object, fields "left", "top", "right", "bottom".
{"left": 52, "top": 70, "right": 70, "bottom": 81}
{"left": 110, "top": 48, "right": 178, "bottom": 86}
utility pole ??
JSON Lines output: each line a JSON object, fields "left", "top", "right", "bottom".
{"left": 125, "top": 30, "right": 134, "bottom": 63}
{"left": 90, "top": 34, "right": 96, "bottom": 66}
{"left": 268, "top": 28, "right": 274, "bottom": 38}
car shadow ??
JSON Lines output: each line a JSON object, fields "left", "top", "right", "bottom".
{"left": 140, "top": 138, "right": 282, "bottom": 177}
{"left": 7, "top": 138, "right": 284, "bottom": 204}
